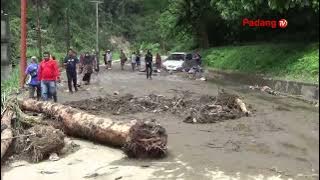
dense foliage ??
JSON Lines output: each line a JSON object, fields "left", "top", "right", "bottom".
{"left": 202, "top": 43, "right": 319, "bottom": 83}
{"left": 2, "top": 0, "right": 319, "bottom": 63}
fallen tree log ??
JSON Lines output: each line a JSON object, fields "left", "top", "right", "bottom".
{"left": 1, "top": 110, "right": 14, "bottom": 158}
{"left": 19, "top": 99, "right": 167, "bottom": 158}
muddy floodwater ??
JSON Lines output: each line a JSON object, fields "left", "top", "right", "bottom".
{"left": 2, "top": 63, "right": 319, "bottom": 180}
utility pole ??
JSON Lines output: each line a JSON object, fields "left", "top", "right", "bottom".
{"left": 65, "top": 7, "right": 70, "bottom": 51}
{"left": 36, "top": 0, "right": 42, "bottom": 59}
{"left": 20, "top": 0, "right": 27, "bottom": 88}
{"left": 90, "top": 1, "right": 103, "bottom": 72}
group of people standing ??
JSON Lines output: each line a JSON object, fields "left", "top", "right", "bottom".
{"left": 25, "top": 51, "right": 60, "bottom": 102}
{"left": 25, "top": 48, "right": 164, "bottom": 102}
{"left": 117, "top": 49, "right": 162, "bottom": 79}
{"left": 25, "top": 49, "right": 97, "bottom": 102}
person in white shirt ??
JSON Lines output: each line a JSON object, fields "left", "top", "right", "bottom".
{"left": 106, "top": 50, "right": 112, "bottom": 70}
{"left": 131, "top": 52, "right": 137, "bottom": 71}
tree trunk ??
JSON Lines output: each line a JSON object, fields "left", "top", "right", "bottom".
{"left": 161, "top": 39, "right": 166, "bottom": 52}
{"left": 197, "top": 23, "right": 209, "bottom": 49}
{"left": 19, "top": 99, "right": 167, "bottom": 158}
{"left": 36, "top": 0, "right": 42, "bottom": 59}
{"left": 1, "top": 110, "right": 14, "bottom": 158}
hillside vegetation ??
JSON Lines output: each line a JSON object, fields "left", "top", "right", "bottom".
{"left": 202, "top": 43, "right": 319, "bottom": 83}
{"left": 2, "top": 0, "right": 319, "bottom": 83}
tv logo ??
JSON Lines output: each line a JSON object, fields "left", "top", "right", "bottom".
{"left": 242, "top": 18, "right": 288, "bottom": 28}
{"left": 278, "top": 19, "right": 288, "bottom": 28}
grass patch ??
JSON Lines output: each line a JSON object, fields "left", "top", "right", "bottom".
{"left": 112, "top": 51, "right": 120, "bottom": 60}
{"left": 1, "top": 67, "right": 20, "bottom": 109}
{"left": 202, "top": 43, "right": 319, "bottom": 83}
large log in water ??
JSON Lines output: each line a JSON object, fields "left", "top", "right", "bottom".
{"left": 1, "top": 110, "right": 14, "bottom": 158}
{"left": 19, "top": 99, "right": 167, "bottom": 158}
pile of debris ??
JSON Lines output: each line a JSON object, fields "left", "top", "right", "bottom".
{"left": 183, "top": 90, "right": 252, "bottom": 123}
{"left": 249, "top": 85, "right": 280, "bottom": 96}
{"left": 65, "top": 90, "right": 253, "bottom": 124}
{"left": 123, "top": 120, "right": 167, "bottom": 158}
{"left": 64, "top": 94, "right": 172, "bottom": 115}
{"left": 12, "top": 125, "right": 65, "bottom": 162}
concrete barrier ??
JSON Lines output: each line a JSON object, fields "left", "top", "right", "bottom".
{"left": 205, "top": 69, "right": 319, "bottom": 102}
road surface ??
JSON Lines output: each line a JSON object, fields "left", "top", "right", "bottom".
{"left": 2, "top": 62, "right": 319, "bottom": 180}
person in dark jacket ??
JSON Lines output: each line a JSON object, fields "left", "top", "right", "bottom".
{"left": 103, "top": 49, "right": 108, "bottom": 69}
{"left": 193, "top": 51, "right": 202, "bottom": 66}
{"left": 145, "top": 50, "right": 153, "bottom": 79}
{"left": 64, "top": 49, "right": 79, "bottom": 93}
{"left": 80, "top": 52, "right": 95, "bottom": 85}
{"left": 136, "top": 50, "right": 141, "bottom": 71}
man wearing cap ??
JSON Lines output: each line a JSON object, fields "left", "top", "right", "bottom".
{"left": 25, "top": 56, "right": 41, "bottom": 100}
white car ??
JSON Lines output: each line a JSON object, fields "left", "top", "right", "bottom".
{"left": 163, "top": 52, "right": 190, "bottom": 71}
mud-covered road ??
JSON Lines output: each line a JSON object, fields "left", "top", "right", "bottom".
{"left": 2, "top": 63, "right": 319, "bottom": 180}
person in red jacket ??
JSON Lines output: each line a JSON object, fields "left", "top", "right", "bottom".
{"left": 51, "top": 55, "right": 60, "bottom": 102}
{"left": 38, "top": 51, "right": 60, "bottom": 102}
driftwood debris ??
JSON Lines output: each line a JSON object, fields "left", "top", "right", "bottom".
{"left": 1, "top": 110, "right": 14, "bottom": 158}
{"left": 249, "top": 85, "right": 280, "bottom": 95}
{"left": 19, "top": 99, "right": 168, "bottom": 158}
{"left": 15, "top": 107, "right": 45, "bottom": 126}
{"left": 235, "top": 98, "right": 251, "bottom": 116}
{"left": 13, "top": 125, "right": 65, "bottom": 162}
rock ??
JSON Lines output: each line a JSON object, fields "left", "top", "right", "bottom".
{"left": 83, "top": 173, "right": 99, "bottom": 178}
{"left": 10, "top": 161, "right": 28, "bottom": 168}
{"left": 261, "top": 86, "right": 271, "bottom": 92}
{"left": 200, "top": 77, "right": 206, "bottom": 81}
{"left": 1, "top": 124, "right": 8, "bottom": 132}
{"left": 39, "top": 171, "right": 58, "bottom": 174}
{"left": 192, "top": 118, "right": 197, "bottom": 123}
{"left": 49, "top": 153, "right": 59, "bottom": 161}
{"left": 114, "top": 91, "right": 119, "bottom": 95}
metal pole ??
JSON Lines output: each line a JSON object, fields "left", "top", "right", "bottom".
{"left": 20, "top": 0, "right": 27, "bottom": 88}
{"left": 36, "top": 0, "right": 42, "bottom": 59}
{"left": 90, "top": 1, "right": 102, "bottom": 72}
